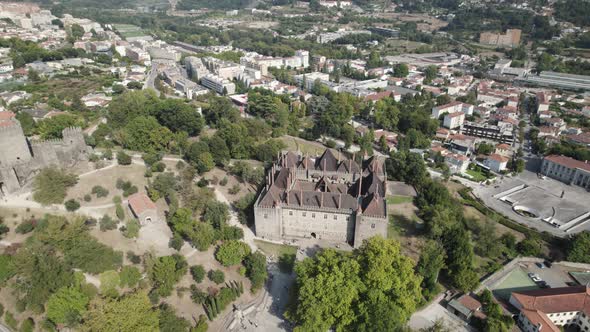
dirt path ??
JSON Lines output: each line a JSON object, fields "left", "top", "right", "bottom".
{"left": 212, "top": 188, "right": 258, "bottom": 252}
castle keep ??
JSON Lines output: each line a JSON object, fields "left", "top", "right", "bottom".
{"left": 254, "top": 149, "right": 388, "bottom": 248}
{"left": 0, "top": 111, "right": 89, "bottom": 197}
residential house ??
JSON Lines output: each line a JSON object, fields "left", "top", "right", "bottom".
{"left": 485, "top": 153, "right": 509, "bottom": 173}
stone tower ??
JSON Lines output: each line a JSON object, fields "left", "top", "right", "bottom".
{"left": 0, "top": 120, "right": 32, "bottom": 167}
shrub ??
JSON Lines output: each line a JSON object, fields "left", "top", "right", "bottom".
{"left": 126, "top": 251, "right": 141, "bottom": 264}
{"left": 228, "top": 184, "right": 240, "bottom": 195}
{"left": 190, "top": 265, "right": 206, "bottom": 283}
{"left": 117, "top": 151, "right": 132, "bottom": 165}
{"left": 196, "top": 178, "right": 209, "bottom": 187}
{"left": 208, "top": 269, "right": 225, "bottom": 284}
{"left": 91, "top": 185, "right": 109, "bottom": 198}
{"left": 99, "top": 270, "right": 120, "bottom": 295}
{"left": 5, "top": 311, "right": 17, "bottom": 330}
{"left": 219, "top": 177, "right": 228, "bottom": 186}
{"left": 115, "top": 203, "right": 125, "bottom": 220}
{"left": 120, "top": 266, "right": 141, "bottom": 288}
{"left": 99, "top": 215, "right": 117, "bottom": 231}
{"left": 0, "top": 303, "right": 4, "bottom": 318}
{"left": 102, "top": 149, "right": 113, "bottom": 160}
{"left": 19, "top": 317, "right": 35, "bottom": 332}
{"left": 122, "top": 219, "right": 140, "bottom": 238}
{"left": 190, "top": 285, "right": 207, "bottom": 304}
{"left": 215, "top": 241, "right": 251, "bottom": 266}
{"left": 151, "top": 162, "right": 166, "bottom": 172}
{"left": 64, "top": 199, "right": 81, "bottom": 212}
{"left": 169, "top": 234, "right": 183, "bottom": 251}
{"left": 83, "top": 194, "right": 92, "bottom": 202}
{"left": 33, "top": 167, "right": 78, "bottom": 205}
{"left": 15, "top": 219, "right": 38, "bottom": 234}
{"left": 113, "top": 195, "right": 122, "bottom": 204}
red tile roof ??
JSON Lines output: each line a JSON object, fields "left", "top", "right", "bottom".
{"left": 496, "top": 143, "right": 511, "bottom": 150}
{"left": 128, "top": 193, "right": 157, "bottom": 215}
{"left": 544, "top": 155, "right": 590, "bottom": 172}
{"left": 0, "top": 111, "right": 16, "bottom": 120}
{"left": 488, "top": 153, "right": 509, "bottom": 163}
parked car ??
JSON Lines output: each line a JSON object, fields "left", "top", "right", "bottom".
{"left": 536, "top": 262, "right": 547, "bottom": 269}
{"left": 544, "top": 260, "right": 552, "bottom": 268}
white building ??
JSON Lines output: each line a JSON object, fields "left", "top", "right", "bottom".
{"left": 443, "top": 112, "right": 465, "bottom": 129}
{"left": 432, "top": 101, "right": 474, "bottom": 119}
{"left": 201, "top": 74, "right": 236, "bottom": 95}
{"left": 484, "top": 153, "right": 509, "bottom": 172}
{"left": 445, "top": 153, "right": 469, "bottom": 174}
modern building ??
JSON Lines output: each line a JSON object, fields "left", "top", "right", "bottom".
{"left": 254, "top": 150, "right": 388, "bottom": 248}
{"left": 517, "top": 71, "right": 590, "bottom": 91}
{"left": 510, "top": 285, "right": 590, "bottom": 332}
{"left": 200, "top": 74, "right": 236, "bottom": 95}
{"left": 461, "top": 121, "right": 515, "bottom": 144}
{"left": 540, "top": 155, "right": 590, "bottom": 190}
{"left": 432, "top": 101, "right": 474, "bottom": 118}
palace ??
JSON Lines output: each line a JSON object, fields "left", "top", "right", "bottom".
{"left": 254, "top": 149, "right": 388, "bottom": 247}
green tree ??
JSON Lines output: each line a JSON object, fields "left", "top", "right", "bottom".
{"left": 38, "top": 114, "right": 82, "bottom": 139}
{"left": 120, "top": 266, "right": 141, "bottom": 288}
{"left": 46, "top": 286, "right": 89, "bottom": 326}
{"left": 122, "top": 219, "right": 140, "bottom": 238}
{"left": 33, "top": 167, "right": 78, "bottom": 205}
{"left": 122, "top": 116, "right": 173, "bottom": 153}
{"left": 158, "top": 303, "right": 190, "bottom": 332}
{"left": 416, "top": 240, "right": 445, "bottom": 297}
{"left": 155, "top": 99, "right": 204, "bottom": 136}
{"left": 287, "top": 249, "right": 362, "bottom": 331}
{"left": 393, "top": 63, "right": 409, "bottom": 78}
{"left": 64, "top": 199, "right": 80, "bottom": 212}
{"left": 443, "top": 227, "right": 479, "bottom": 292}
{"left": 117, "top": 151, "right": 132, "bottom": 165}
{"left": 215, "top": 241, "right": 251, "bottom": 266}
{"left": 99, "top": 270, "right": 120, "bottom": 295}
{"left": 82, "top": 292, "right": 159, "bottom": 332}
{"left": 244, "top": 252, "right": 267, "bottom": 292}
{"left": 150, "top": 255, "right": 188, "bottom": 296}
{"left": 190, "top": 265, "right": 206, "bottom": 283}
{"left": 207, "top": 269, "right": 225, "bottom": 284}
{"left": 568, "top": 232, "right": 590, "bottom": 263}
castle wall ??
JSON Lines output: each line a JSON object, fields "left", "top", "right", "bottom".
{"left": 254, "top": 205, "right": 282, "bottom": 240}
{"left": 353, "top": 214, "right": 388, "bottom": 248}
{"left": 281, "top": 206, "right": 355, "bottom": 242}
{"left": 0, "top": 122, "right": 32, "bottom": 167}
{"left": 0, "top": 125, "right": 89, "bottom": 196}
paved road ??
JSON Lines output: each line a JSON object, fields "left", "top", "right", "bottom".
{"left": 144, "top": 63, "right": 160, "bottom": 96}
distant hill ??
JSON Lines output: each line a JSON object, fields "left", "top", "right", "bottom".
{"left": 176, "top": 0, "right": 254, "bottom": 10}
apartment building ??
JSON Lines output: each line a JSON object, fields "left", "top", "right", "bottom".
{"left": 510, "top": 286, "right": 590, "bottom": 332}
{"left": 200, "top": 74, "right": 236, "bottom": 95}
{"left": 443, "top": 112, "right": 465, "bottom": 129}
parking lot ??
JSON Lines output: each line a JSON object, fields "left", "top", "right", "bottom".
{"left": 486, "top": 259, "right": 587, "bottom": 307}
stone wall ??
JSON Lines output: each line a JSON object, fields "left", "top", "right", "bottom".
{"left": 353, "top": 214, "right": 388, "bottom": 247}
{"left": 281, "top": 206, "right": 355, "bottom": 242}
{"left": 0, "top": 123, "right": 89, "bottom": 197}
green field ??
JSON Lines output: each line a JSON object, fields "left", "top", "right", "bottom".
{"left": 386, "top": 195, "right": 414, "bottom": 205}
{"left": 113, "top": 24, "right": 148, "bottom": 39}
{"left": 254, "top": 240, "right": 298, "bottom": 273}
{"left": 465, "top": 169, "right": 488, "bottom": 182}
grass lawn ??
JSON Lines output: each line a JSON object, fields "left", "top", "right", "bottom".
{"left": 254, "top": 240, "right": 298, "bottom": 273}
{"left": 465, "top": 169, "right": 489, "bottom": 182}
{"left": 386, "top": 195, "right": 414, "bottom": 205}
